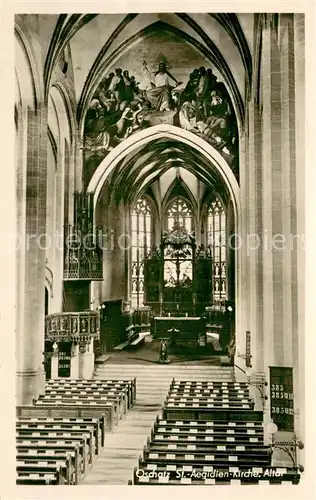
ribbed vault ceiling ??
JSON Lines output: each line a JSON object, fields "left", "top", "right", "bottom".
{"left": 106, "top": 137, "right": 232, "bottom": 207}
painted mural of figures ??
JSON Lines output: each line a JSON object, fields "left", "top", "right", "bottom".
{"left": 122, "top": 70, "right": 134, "bottom": 102}
{"left": 142, "top": 61, "right": 181, "bottom": 112}
{"left": 95, "top": 89, "right": 116, "bottom": 112}
{"left": 100, "top": 72, "right": 114, "bottom": 92}
{"left": 195, "top": 67, "right": 218, "bottom": 121}
{"left": 180, "top": 68, "right": 200, "bottom": 103}
{"left": 83, "top": 99, "right": 111, "bottom": 152}
{"left": 83, "top": 59, "right": 238, "bottom": 175}
{"left": 179, "top": 99, "right": 198, "bottom": 131}
{"left": 109, "top": 102, "right": 144, "bottom": 145}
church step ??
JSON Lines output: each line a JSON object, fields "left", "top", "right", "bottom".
{"left": 95, "top": 372, "right": 233, "bottom": 379}
{"left": 95, "top": 364, "right": 232, "bottom": 370}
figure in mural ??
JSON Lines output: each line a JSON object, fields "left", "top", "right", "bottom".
{"left": 122, "top": 70, "right": 134, "bottom": 102}
{"left": 180, "top": 68, "right": 200, "bottom": 103}
{"left": 108, "top": 68, "right": 126, "bottom": 109}
{"left": 142, "top": 60, "right": 181, "bottom": 112}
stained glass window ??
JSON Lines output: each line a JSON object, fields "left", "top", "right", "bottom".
{"left": 207, "top": 198, "right": 226, "bottom": 303}
{"left": 131, "top": 198, "right": 152, "bottom": 308}
{"left": 166, "top": 197, "right": 193, "bottom": 232}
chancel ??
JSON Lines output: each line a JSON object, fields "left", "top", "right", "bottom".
{"left": 9, "top": 11, "right": 306, "bottom": 488}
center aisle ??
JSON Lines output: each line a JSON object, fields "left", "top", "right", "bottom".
{"left": 82, "top": 364, "right": 234, "bottom": 485}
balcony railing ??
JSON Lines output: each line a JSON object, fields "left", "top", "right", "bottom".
{"left": 45, "top": 311, "right": 100, "bottom": 343}
{"left": 63, "top": 227, "right": 104, "bottom": 281}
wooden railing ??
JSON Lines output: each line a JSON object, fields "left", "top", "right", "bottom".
{"left": 45, "top": 311, "right": 100, "bottom": 343}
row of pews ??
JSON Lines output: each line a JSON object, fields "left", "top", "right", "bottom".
{"left": 16, "top": 378, "right": 136, "bottom": 485}
{"left": 132, "top": 379, "right": 301, "bottom": 485}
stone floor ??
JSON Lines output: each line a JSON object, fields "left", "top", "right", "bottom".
{"left": 100, "top": 338, "right": 222, "bottom": 365}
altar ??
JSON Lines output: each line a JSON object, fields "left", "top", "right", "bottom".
{"left": 151, "top": 316, "right": 206, "bottom": 346}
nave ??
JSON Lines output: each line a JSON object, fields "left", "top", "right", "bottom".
{"left": 16, "top": 363, "right": 301, "bottom": 486}
{"left": 10, "top": 10, "right": 306, "bottom": 493}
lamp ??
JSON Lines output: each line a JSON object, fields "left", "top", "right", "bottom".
{"left": 269, "top": 433, "right": 304, "bottom": 473}
{"left": 97, "top": 303, "right": 106, "bottom": 321}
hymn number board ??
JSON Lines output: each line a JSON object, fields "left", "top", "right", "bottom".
{"left": 269, "top": 366, "right": 294, "bottom": 431}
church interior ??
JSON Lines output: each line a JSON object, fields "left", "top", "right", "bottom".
{"left": 11, "top": 12, "right": 307, "bottom": 487}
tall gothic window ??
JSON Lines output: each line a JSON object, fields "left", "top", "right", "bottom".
{"left": 207, "top": 198, "right": 226, "bottom": 303}
{"left": 166, "top": 197, "right": 193, "bottom": 232}
{"left": 131, "top": 198, "right": 152, "bottom": 308}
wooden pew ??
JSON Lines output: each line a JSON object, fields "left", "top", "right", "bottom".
{"left": 146, "top": 438, "right": 269, "bottom": 454}
{"left": 17, "top": 459, "right": 70, "bottom": 484}
{"left": 166, "top": 396, "right": 254, "bottom": 408}
{"left": 17, "top": 417, "right": 104, "bottom": 453}
{"left": 16, "top": 437, "right": 89, "bottom": 474}
{"left": 16, "top": 463, "right": 64, "bottom": 485}
{"left": 17, "top": 404, "right": 115, "bottom": 432}
{"left": 150, "top": 430, "right": 264, "bottom": 446}
{"left": 155, "top": 416, "right": 264, "bottom": 430}
{"left": 46, "top": 378, "right": 137, "bottom": 408}
{"left": 169, "top": 388, "right": 250, "bottom": 397}
{"left": 162, "top": 406, "right": 262, "bottom": 422}
{"left": 142, "top": 448, "right": 270, "bottom": 468}
{"left": 132, "top": 463, "right": 301, "bottom": 485}
{"left": 16, "top": 429, "right": 93, "bottom": 468}
{"left": 153, "top": 422, "right": 264, "bottom": 439}
{"left": 169, "top": 383, "right": 249, "bottom": 394}
{"left": 16, "top": 423, "right": 98, "bottom": 457}
{"left": 16, "top": 442, "right": 81, "bottom": 483}
{"left": 42, "top": 389, "right": 128, "bottom": 417}
{"left": 17, "top": 472, "right": 61, "bottom": 485}
{"left": 170, "top": 380, "right": 249, "bottom": 388}
{"left": 33, "top": 395, "right": 121, "bottom": 425}
{"left": 17, "top": 451, "right": 77, "bottom": 484}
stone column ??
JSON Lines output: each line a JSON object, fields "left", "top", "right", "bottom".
{"left": 16, "top": 105, "right": 48, "bottom": 405}
{"left": 51, "top": 345, "right": 59, "bottom": 379}
{"left": 293, "top": 12, "right": 305, "bottom": 450}
{"left": 245, "top": 96, "right": 265, "bottom": 408}
{"left": 234, "top": 132, "right": 248, "bottom": 375}
{"left": 258, "top": 16, "right": 283, "bottom": 440}
{"left": 70, "top": 342, "right": 80, "bottom": 378}
{"left": 260, "top": 14, "right": 281, "bottom": 377}
{"left": 78, "top": 339, "right": 94, "bottom": 379}
{"left": 123, "top": 203, "right": 132, "bottom": 312}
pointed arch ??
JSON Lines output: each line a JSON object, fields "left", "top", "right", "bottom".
{"left": 88, "top": 124, "right": 240, "bottom": 223}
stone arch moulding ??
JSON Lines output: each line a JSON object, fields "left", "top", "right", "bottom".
{"left": 162, "top": 181, "right": 198, "bottom": 232}
{"left": 49, "top": 84, "right": 73, "bottom": 147}
{"left": 162, "top": 176, "right": 197, "bottom": 214}
{"left": 88, "top": 124, "right": 243, "bottom": 348}
{"left": 50, "top": 82, "right": 77, "bottom": 147}
{"left": 15, "top": 24, "right": 42, "bottom": 110}
{"left": 88, "top": 124, "right": 243, "bottom": 345}
{"left": 88, "top": 125, "right": 240, "bottom": 219}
